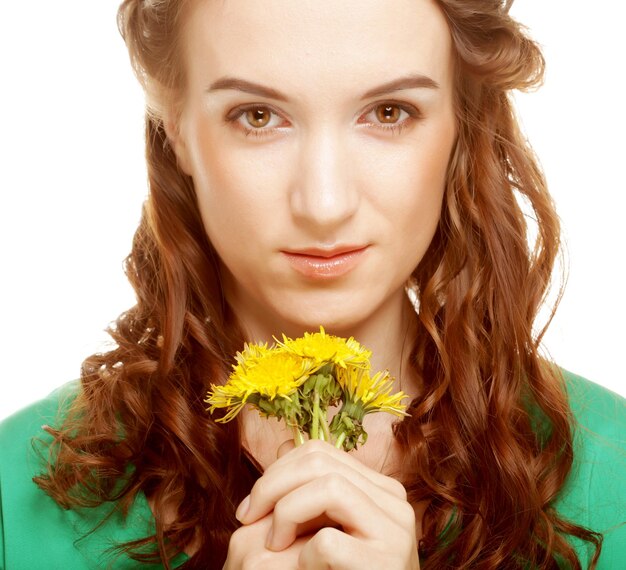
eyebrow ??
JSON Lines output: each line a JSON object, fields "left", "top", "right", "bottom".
{"left": 206, "top": 73, "right": 440, "bottom": 102}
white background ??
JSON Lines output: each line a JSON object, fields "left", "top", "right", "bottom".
{"left": 1, "top": 2, "right": 624, "bottom": 420}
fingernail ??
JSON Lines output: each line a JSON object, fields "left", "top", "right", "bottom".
{"left": 235, "top": 495, "right": 250, "bottom": 522}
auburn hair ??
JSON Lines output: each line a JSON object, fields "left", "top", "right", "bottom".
{"left": 35, "top": 0, "right": 603, "bottom": 568}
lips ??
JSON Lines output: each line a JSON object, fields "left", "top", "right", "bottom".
{"left": 281, "top": 245, "right": 369, "bottom": 279}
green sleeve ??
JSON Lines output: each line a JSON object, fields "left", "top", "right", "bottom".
{"left": 555, "top": 370, "right": 626, "bottom": 568}
{"left": 0, "top": 382, "right": 188, "bottom": 569}
{"left": 0, "top": 472, "right": 5, "bottom": 570}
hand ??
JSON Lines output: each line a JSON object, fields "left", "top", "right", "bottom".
{"left": 233, "top": 439, "right": 421, "bottom": 570}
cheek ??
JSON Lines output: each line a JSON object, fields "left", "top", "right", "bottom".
{"left": 188, "top": 125, "right": 286, "bottom": 246}
{"left": 363, "top": 120, "right": 454, "bottom": 227}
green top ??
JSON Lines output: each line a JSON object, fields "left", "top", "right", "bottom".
{"left": 0, "top": 370, "right": 624, "bottom": 569}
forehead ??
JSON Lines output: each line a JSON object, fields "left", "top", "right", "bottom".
{"left": 182, "top": 0, "right": 454, "bottom": 100}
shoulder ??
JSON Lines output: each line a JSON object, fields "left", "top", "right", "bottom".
{"left": 561, "top": 369, "right": 625, "bottom": 438}
{"left": 0, "top": 382, "right": 87, "bottom": 568}
{"left": 0, "top": 380, "right": 80, "bottom": 508}
{"left": 556, "top": 369, "right": 626, "bottom": 568}
{"left": 0, "top": 382, "right": 187, "bottom": 569}
{"left": 0, "top": 380, "right": 80, "bottom": 454}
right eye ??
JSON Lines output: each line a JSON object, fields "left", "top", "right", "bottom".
{"left": 226, "top": 105, "right": 289, "bottom": 137}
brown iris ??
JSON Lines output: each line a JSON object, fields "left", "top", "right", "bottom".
{"left": 246, "top": 107, "right": 271, "bottom": 128}
{"left": 375, "top": 104, "right": 401, "bottom": 123}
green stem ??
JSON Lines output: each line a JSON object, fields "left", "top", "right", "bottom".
{"left": 319, "top": 406, "right": 331, "bottom": 442}
{"left": 311, "top": 391, "right": 320, "bottom": 440}
{"left": 335, "top": 431, "right": 346, "bottom": 450}
{"left": 292, "top": 424, "right": 305, "bottom": 447}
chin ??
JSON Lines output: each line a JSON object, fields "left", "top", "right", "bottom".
{"left": 274, "top": 295, "right": 373, "bottom": 336}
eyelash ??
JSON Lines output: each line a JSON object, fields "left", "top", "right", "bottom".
{"left": 225, "top": 101, "right": 421, "bottom": 139}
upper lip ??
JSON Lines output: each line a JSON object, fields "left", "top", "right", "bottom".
{"left": 282, "top": 245, "right": 368, "bottom": 258}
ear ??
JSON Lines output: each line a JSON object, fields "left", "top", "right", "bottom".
{"left": 163, "top": 112, "right": 193, "bottom": 176}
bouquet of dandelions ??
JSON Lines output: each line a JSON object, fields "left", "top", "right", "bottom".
{"left": 205, "top": 327, "right": 409, "bottom": 451}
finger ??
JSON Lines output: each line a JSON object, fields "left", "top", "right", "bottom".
{"left": 277, "top": 438, "right": 296, "bottom": 459}
{"left": 298, "top": 527, "right": 378, "bottom": 570}
{"left": 228, "top": 535, "right": 308, "bottom": 570}
{"left": 298, "top": 527, "right": 420, "bottom": 570}
{"left": 266, "top": 472, "right": 396, "bottom": 551}
{"left": 244, "top": 458, "right": 389, "bottom": 526}
{"left": 241, "top": 444, "right": 408, "bottom": 526}
{"left": 268, "top": 439, "right": 406, "bottom": 499}
{"left": 239, "top": 438, "right": 408, "bottom": 529}
{"left": 242, "top": 536, "right": 309, "bottom": 570}
{"left": 225, "top": 514, "right": 307, "bottom": 570}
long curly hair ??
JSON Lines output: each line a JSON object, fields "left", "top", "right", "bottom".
{"left": 34, "top": 0, "right": 603, "bottom": 568}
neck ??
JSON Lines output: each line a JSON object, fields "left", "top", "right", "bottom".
{"left": 235, "top": 288, "right": 422, "bottom": 399}
{"left": 236, "top": 288, "right": 422, "bottom": 476}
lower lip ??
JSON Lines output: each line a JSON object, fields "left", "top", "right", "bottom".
{"left": 282, "top": 247, "right": 368, "bottom": 279}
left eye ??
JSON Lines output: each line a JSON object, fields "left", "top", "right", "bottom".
{"left": 362, "top": 103, "right": 413, "bottom": 127}
{"left": 241, "top": 107, "right": 282, "bottom": 129}
{"left": 378, "top": 104, "right": 403, "bottom": 123}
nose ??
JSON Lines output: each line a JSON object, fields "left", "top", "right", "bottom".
{"left": 289, "top": 127, "right": 359, "bottom": 232}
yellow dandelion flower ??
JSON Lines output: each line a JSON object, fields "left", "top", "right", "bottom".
{"left": 206, "top": 350, "right": 316, "bottom": 422}
{"left": 277, "top": 326, "right": 372, "bottom": 370}
{"left": 335, "top": 366, "right": 409, "bottom": 417}
{"left": 330, "top": 366, "right": 409, "bottom": 450}
{"left": 229, "top": 342, "right": 271, "bottom": 376}
{"left": 206, "top": 331, "right": 408, "bottom": 451}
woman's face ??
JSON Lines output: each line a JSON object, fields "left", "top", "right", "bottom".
{"left": 173, "top": 0, "right": 456, "bottom": 338}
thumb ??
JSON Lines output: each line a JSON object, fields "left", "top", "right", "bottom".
{"left": 276, "top": 438, "right": 297, "bottom": 459}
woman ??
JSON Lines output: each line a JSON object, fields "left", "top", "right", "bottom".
{"left": 0, "top": 0, "right": 623, "bottom": 568}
